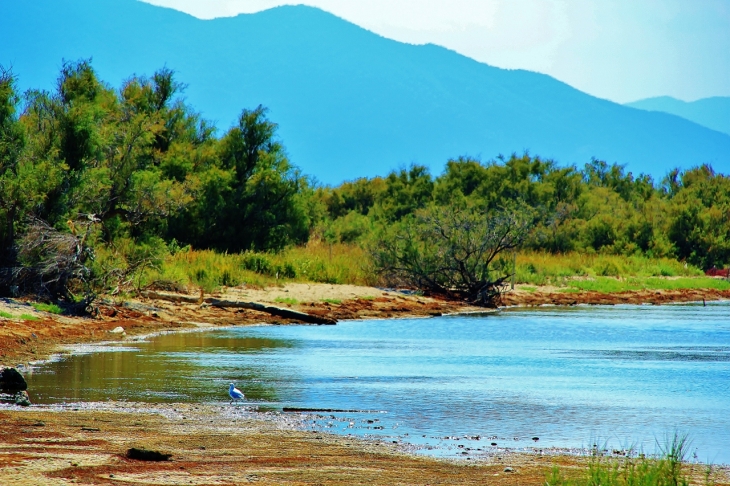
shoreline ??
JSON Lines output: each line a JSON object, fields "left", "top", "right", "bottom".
{"left": 4, "top": 281, "right": 730, "bottom": 367}
{"left": 2, "top": 282, "right": 730, "bottom": 484}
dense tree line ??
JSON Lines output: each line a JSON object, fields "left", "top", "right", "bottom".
{"left": 316, "top": 155, "right": 730, "bottom": 272}
{"left": 1, "top": 61, "right": 729, "bottom": 305}
{"left": 0, "top": 61, "right": 311, "bottom": 302}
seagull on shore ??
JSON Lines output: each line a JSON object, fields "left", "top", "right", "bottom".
{"left": 229, "top": 383, "right": 245, "bottom": 404}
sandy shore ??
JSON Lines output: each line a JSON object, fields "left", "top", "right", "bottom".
{"left": 2, "top": 282, "right": 730, "bottom": 484}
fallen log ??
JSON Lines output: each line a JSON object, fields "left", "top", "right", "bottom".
{"left": 206, "top": 299, "right": 337, "bottom": 325}
{"left": 140, "top": 291, "right": 337, "bottom": 325}
{"left": 141, "top": 290, "right": 200, "bottom": 304}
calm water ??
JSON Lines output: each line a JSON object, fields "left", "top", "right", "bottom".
{"left": 25, "top": 303, "right": 730, "bottom": 462}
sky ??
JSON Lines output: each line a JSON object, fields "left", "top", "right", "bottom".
{"left": 140, "top": 0, "right": 730, "bottom": 104}
{"left": 144, "top": 0, "right": 730, "bottom": 103}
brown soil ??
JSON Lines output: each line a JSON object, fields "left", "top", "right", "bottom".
{"left": 501, "top": 286, "right": 730, "bottom": 307}
{"left": 1, "top": 404, "right": 727, "bottom": 486}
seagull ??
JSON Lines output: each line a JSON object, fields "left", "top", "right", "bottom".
{"left": 228, "top": 383, "right": 245, "bottom": 404}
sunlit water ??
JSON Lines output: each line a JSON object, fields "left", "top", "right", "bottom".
{"left": 25, "top": 303, "right": 730, "bottom": 462}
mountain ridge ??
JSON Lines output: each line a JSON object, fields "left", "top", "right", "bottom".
{"left": 625, "top": 96, "right": 730, "bottom": 136}
{"left": 2, "top": 0, "right": 729, "bottom": 183}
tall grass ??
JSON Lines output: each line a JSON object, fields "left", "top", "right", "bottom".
{"left": 142, "top": 241, "right": 376, "bottom": 292}
{"left": 140, "top": 244, "right": 724, "bottom": 294}
{"left": 545, "top": 434, "right": 693, "bottom": 486}
{"left": 510, "top": 251, "right": 704, "bottom": 287}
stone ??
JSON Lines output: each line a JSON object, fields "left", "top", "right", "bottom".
{"left": 109, "top": 326, "right": 125, "bottom": 334}
{"left": 504, "top": 467, "right": 515, "bottom": 473}
{"left": 126, "top": 448, "right": 172, "bottom": 461}
{"left": 0, "top": 367, "right": 27, "bottom": 391}
{"left": 14, "top": 390, "right": 31, "bottom": 407}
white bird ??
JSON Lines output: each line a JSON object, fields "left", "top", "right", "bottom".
{"left": 228, "top": 383, "right": 245, "bottom": 404}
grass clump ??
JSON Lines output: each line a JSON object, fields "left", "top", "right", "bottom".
{"left": 31, "top": 302, "right": 64, "bottom": 314}
{"left": 274, "top": 297, "right": 299, "bottom": 306}
{"left": 546, "top": 434, "right": 694, "bottom": 486}
{"left": 321, "top": 298, "right": 342, "bottom": 305}
{"left": 0, "top": 310, "right": 40, "bottom": 320}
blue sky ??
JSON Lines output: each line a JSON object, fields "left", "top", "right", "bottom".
{"left": 141, "top": 0, "right": 730, "bottom": 104}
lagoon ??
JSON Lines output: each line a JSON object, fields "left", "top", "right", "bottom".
{"left": 26, "top": 303, "right": 730, "bottom": 463}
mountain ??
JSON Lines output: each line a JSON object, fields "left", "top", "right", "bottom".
{"left": 625, "top": 96, "right": 730, "bottom": 136}
{"left": 2, "top": 0, "right": 730, "bottom": 184}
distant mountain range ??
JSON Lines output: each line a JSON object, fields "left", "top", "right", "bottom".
{"left": 625, "top": 96, "right": 730, "bottom": 137}
{"left": 2, "top": 0, "right": 729, "bottom": 184}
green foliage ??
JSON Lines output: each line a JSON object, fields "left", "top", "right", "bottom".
{"left": 31, "top": 302, "right": 64, "bottom": 314}
{"left": 372, "top": 202, "right": 537, "bottom": 305}
{"left": 274, "top": 297, "right": 299, "bottom": 305}
{"left": 0, "top": 61, "right": 315, "bottom": 302}
{"left": 545, "top": 434, "right": 691, "bottom": 486}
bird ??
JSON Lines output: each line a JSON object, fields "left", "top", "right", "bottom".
{"left": 228, "top": 383, "right": 245, "bottom": 404}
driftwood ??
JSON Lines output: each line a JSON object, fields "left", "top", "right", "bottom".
{"left": 206, "top": 299, "right": 337, "bottom": 325}
{"left": 141, "top": 291, "right": 336, "bottom": 325}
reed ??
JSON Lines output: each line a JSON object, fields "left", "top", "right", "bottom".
{"left": 142, "top": 244, "right": 725, "bottom": 294}
{"left": 545, "top": 433, "right": 694, "bottom": 486}
{"left": 142, "top": 240, "right": 376, "bottom": 292}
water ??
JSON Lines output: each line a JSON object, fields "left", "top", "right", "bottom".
{"left": 25, "top": 303, "right": 730, "bottom": 463}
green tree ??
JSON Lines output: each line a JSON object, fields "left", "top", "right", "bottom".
{"left": 372, "top": 202, "right": 536, "bottom": 306}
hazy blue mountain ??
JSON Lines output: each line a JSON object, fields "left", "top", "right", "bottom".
{"left": 2, "top": 0, "right": 730, "bottom": 184}
{"left": 625, "top": 96, "right": 730, "bottom": 136}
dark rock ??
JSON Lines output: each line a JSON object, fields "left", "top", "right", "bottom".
{"left": 532, "top": 436, "right": 540, "bottom": 441}
{"left": 0, "top": 367, "right": 27, "bottom": 391}
{"left": 14, "top": 390, "right": 31, "bottom": 406}
{"left": 126, "top": 448, "right": 172, "bottom": 461}
{"left": 504, "top": 467, "right": 515, "bottom": 473}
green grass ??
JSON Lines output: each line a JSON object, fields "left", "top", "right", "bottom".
{"left": 31, "top": 302, "right": 64, "bottom": 314}
{"left": 512, "top": 251, "right": 704, "bottom": 287}
{"left": 138, "top": 244, "right": 725, "bottom": 295}
{"left": 321, "top": 298, "right": 342, "bottom": 305}
{"left": 142, "top": 241, "right": 376, "bottom": 293}
{"left": 565, "top": 276, "right": 730, "bottom": 293}
{"left": 546, "top": 434, "right": 694, "bottom": 486}
{"left": 520, "top": 286, "right": 538, "bottom": 293}
{"left": 274, "top": 297, "right": 299, "bottom": 306}
{"left": 0, "top": 310, "right": 40, "bottom": 320}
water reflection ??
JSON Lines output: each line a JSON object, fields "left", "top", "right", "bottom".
{"left": 27, "top": 330, "right": 296, "bottom": 404}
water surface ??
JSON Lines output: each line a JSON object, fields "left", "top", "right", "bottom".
{"left": 26, "top": 303, "right": 730, "bottom": 462}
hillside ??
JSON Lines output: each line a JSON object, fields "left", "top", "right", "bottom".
{"left": 2, "top": 0, "right": 730, "bottom": 183}
{"left": 626, "top": 96, "right": 730, "bottom": 136}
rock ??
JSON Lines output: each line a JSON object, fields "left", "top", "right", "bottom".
{"left": 126, "top": 448, "right": 172, "bottom": 461}
{"left": 0, "top": 367, "right": 28, "bottom": 391}
{"left": 109, "top": 326, "right": 125, "bottom": 334}
{"left": 14, "top": 390, "right": 31, "bottom": 407}
{"left": 504, "top": 467, "right": 515, "bottom": 473}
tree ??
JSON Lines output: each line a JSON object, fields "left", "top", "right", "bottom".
{"left": 169, "top": 105, "right": 311, "bottom": 251}
{"left": 372, "top": 202, "right": 536, "bottom": 306}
